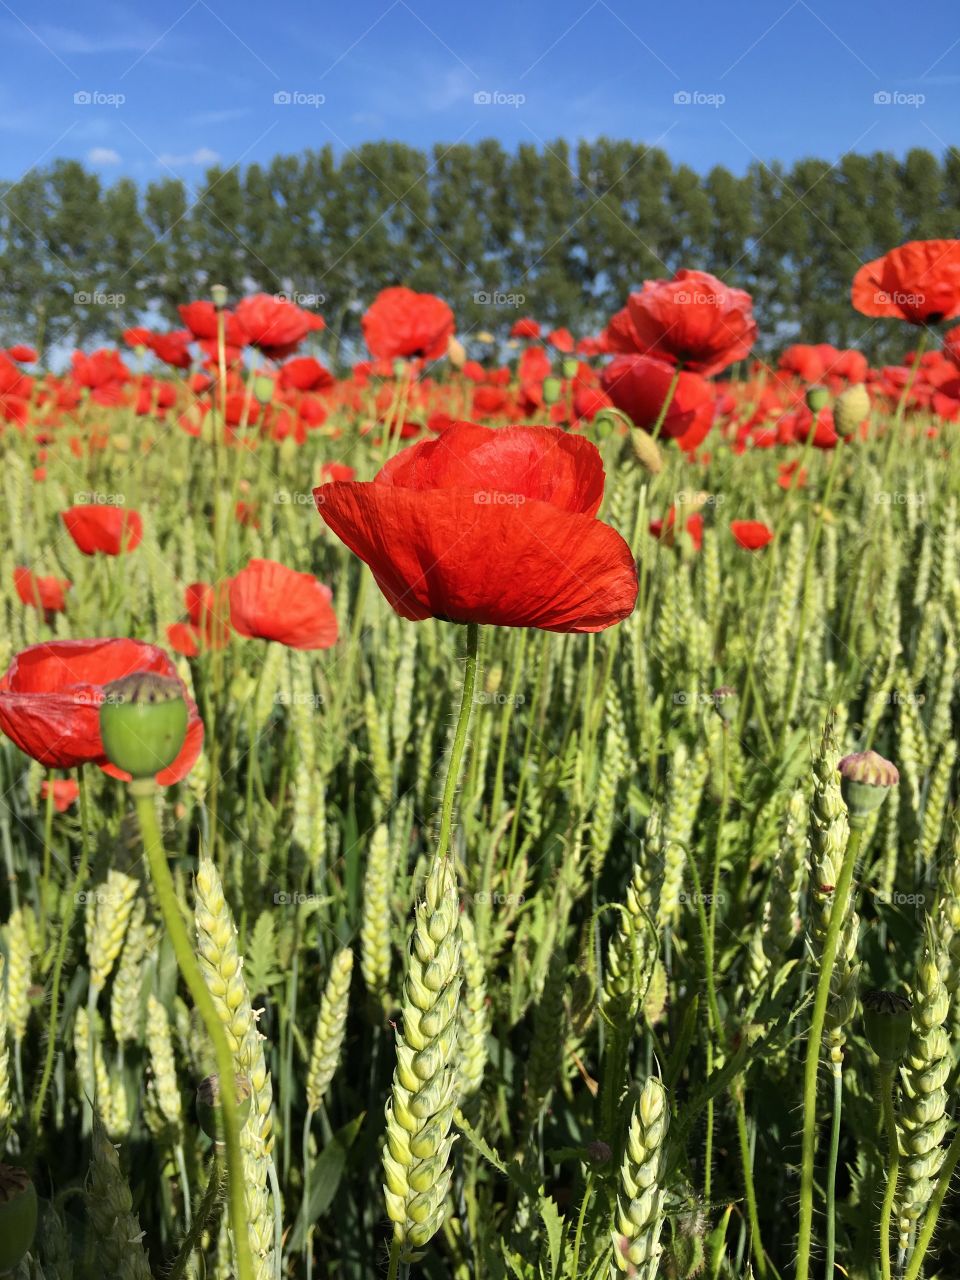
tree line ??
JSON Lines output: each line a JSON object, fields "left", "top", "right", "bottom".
{"left": 1, "top": 139, "right": 957, "bottom": 363}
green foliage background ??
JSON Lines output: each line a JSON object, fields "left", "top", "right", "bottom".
{"left": 3, "top": 140, "right": 958, "bottom": 360}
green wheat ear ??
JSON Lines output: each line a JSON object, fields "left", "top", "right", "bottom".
{"left": 382, "top": 851, "right": 462, "bottom": 1261}
{"left": 611, "top": 1077, "right": 670, "bottom": 1278}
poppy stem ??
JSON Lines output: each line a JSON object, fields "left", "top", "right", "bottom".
{"left": 129, "top": 779, "right": 255, "bottom": 1280}
{"left": 649, "top": 361, "right": 683, "bottom": 442}
{"left": 795, "top": 823, "right": 864, "bottom": 1280}
{"left": 435, "top": 622, "right": 481, "bottom": 862}
{"left": 29, "top": 767, "right": 92, "bottom": 1140}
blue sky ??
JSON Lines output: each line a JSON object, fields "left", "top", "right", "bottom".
{"left": 1, "top": 0, "right": 958, "bottom": 187}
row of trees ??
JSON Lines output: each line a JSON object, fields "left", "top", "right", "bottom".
{"left": 1, "top": 140, "right": 958, "bottom": 363}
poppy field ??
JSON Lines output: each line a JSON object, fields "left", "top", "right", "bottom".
{"left": 2, "top": 241, "right": 960, "bottom": 1280}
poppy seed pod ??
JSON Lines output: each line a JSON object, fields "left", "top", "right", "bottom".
{"left": 196, "top": 1073, "right": 252, "bottom": 1145}
{"left": 99, "top": 672, "right": 189, "bottom": 780}
{"left": 0, "top": 1165, "right": 38, "bottom": 1274}
{"left": 252, "top": 374, "right": 275, "bottom": 406}
{"left": 834, "top": 383, "right": 870, "bottom": 437}
{"left": 562, "top": 357, "right": 580, "bottom": 379}
{"left": 838, "top": 750, "right": 899, "bottom": 828}
{"left": 805, "top": 385, "right": 830, "bottom": 413}
{"left": 210, "top": 283, "right": 228, "bottom": 311}
{"left": 862, "top": 989, "right": 913, "bottom": 1065}
{"left": 542, "top": 376, "right": 563, "bottom": 405}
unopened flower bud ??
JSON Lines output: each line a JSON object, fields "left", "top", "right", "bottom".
{"left": 196, "top": 1073, "right": 252, "bottom": 1145}
{"left": 210, "top": 283, "right": 228, "bottom": 311}
{"left": 862, "top": 989, "right": 912, "bottom": 1065}
{"left": 562, "top": 357, "right": 579, "bottom": 379}
{"left": 0, "top": 1165, "right": 38, "bottom": 1274}
{"left": 838, "top": 750, "right": 899, "bottom": 828}
{"left": 806, "top": 385, "right": 830, "bottom": 412}
{"left": 99, "top": 672, "right": 188, "bottom": 781}
{"left": 834, "top": 383, "right": 870, "bottom": 438}
{"left": 252, "top": 374, "right": 275, "bottom": 405}
{"left": 542, "top": 376, "right": 563, "bottom": 405}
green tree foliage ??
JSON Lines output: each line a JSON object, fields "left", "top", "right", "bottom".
{"left": 2, "top": 140, "right": 957, "bottom": 361}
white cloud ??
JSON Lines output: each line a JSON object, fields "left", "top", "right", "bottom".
{"left": 157, "top": 146, "right": 222, "bottom": 167}
{"left": 88, "top": 147, "right": 121, "bottom": 164}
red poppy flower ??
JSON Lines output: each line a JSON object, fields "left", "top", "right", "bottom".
{"left": 71, "top": 349, "right": 131, "bottom": 389}
{"left": 510, "top": 317, "right": 541, "bottom": 340}
{"left": 547, "top": 327, "right": 575, "bottom": 353}
{"left": 314, "top": 422, "right": 638, "bottom": 633}
{"left": 279, "top": 356, "right": 335, "bottom": 392}
{"left": 62, "top": 505, "right": 143, "bottom": 555}
{"left": 851, "top": 240, "right": 960, "bottom": 324}
{"left": 601, "top": 355, "right": 715, "bottom": 452}
{"left": 40, "top": 778, "right": 79, "bottom": 812}
{"left": 614, "top": 270, "right": 757, "bottom": 375}
{"left": 146, "top": 330, "right": 193, "bottom": 369}
{"left": 123, "top": 327, "right": 152, "bottom": 348}
{"left": 320, "top": 462, "right": 355, "bottom": 482}
{"left": 178, "top": 301, "right": 249, "bottom": 347}
{"left": 362, "top": 287, "right": 455, "bottom": 361}
{"left": 0, "top": 638, "right": 203, "bottom": 783}
{"left": 234, "top": 294, "right": 325, "bottom": 359}
{"left": 168, "top": 581, "right": 232, "bottom": 656}
{"left": 6, "top": 345, "right": 37, "bottom": 363}
{"left": 14, "top": 567, "right": 71, "bottom": 615}
{"left": 649, "top": 508, "right": 703, "bottom": 552}
{"left": 731, "top": 520, "right": 774, "bottom": 550}
{"left": 229, "top": 559, "right": 338, "bottom": 650}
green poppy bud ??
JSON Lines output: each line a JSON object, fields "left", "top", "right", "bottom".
{"left": 562, "top": 357, "right": 579, "bottom": 379}
{"left": 862, "top": 989, "right": 912, "bottom": 1065}
{"left": 0, "top": 1165, "right": 38, "bottom": 1274}
{"left": 210, "top": 283, "right": 228, "bottom": 311}
{"left": 196, "top": 1073, "right": 252, "bottom": 1145}
{"left": 838, "top": 750, "right": 899, "bottom": 829}
{"left": 834, "top": 383, "right": 870, "bottom": 438}
{"left": 99, "top": 672, "right": 188, "bottom": 781}
{"left": 542, "top": 376, "right": 563, "bottom": 405}
{"left": 806, "top": 385, "right": 830, "bottom": 412}
{"left": 252, "top": 374, "right": 275, "bottom": 406}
